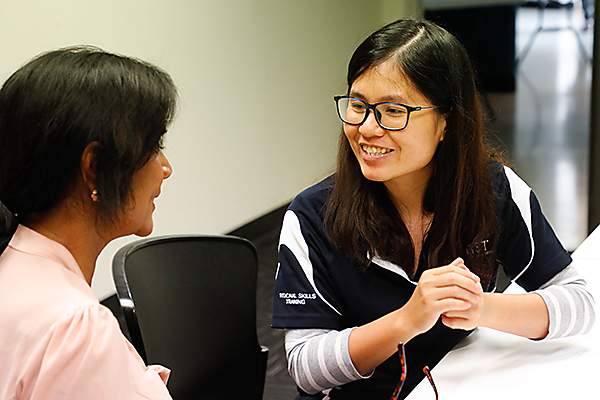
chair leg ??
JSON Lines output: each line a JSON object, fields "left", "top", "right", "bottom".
{"left": 255, "top": 346, "right": 269, "bottom": 400}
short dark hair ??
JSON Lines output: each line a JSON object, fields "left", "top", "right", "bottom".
{"left": 0, "top": 46, "right": 177, "bottom": 224}
{"left": 326, "top": 19, "right": 502, "bottom": 282}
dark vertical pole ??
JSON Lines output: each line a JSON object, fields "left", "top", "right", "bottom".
{"left": 588, "top": 13, "right": 600, "bottom": 234}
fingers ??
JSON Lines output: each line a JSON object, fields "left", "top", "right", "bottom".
{"left": 441, "top": 314, "right": 472, "bottom": 330}
{"left": 406, "top": 259, "right": 485, "bottom": 334}
{"left": 442, "top": 305, "right": 483, "bottom": 331}
{"left": 417, "top": 260, "right": 484, "bottom": 314}
{"left": 421, "top": 262, "right": 483, "bottom": 298}
{"left": 416, "top": 287, "right": 478, "bottom": 320}
{"left": 430, "top": 258, "right": 481, "bottom": 285}
{"left": 414, "top": 285, "right": 477, "bottom": 321}
{"left": 431, "top": 285, "right": 481, "bottom": 305}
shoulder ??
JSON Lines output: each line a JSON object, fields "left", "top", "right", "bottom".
{"left": 18, "top": 304, "right": 170, "bottom": 399}
{"left": 489, "top": 162, "right": 524, "bottom": 190}
{"left": 285, "top": 176, "right": 334, "bottom": 233}
{"left": 488, "top": 162, "right": 532, "bottom": 206}
{"left": 279, "top": 176, "right": 337, "bottom": 263}
{"left": 0, "top": 301, "right": 117, "bottom": 398}
{"left": 44, "top": 303, "right": 120, "bottom": 344}
{"left": 0, "top": 247, "right": 97, "bottom": 327}
{"left": 42, "top": 303, "right": 127, "bottom": 358}
{"left": 289, "top": 175, "right": 334, "bottom": 217}
{"left": 0, "top": 234, "right": 170, "bottom": 398}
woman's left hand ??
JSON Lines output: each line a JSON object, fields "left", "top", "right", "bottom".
{"left": 440, "top": 266, "right": 485, "bottom": 330}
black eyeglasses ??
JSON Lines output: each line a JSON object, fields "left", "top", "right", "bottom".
{"left": 390, "top": 343, "right": 438, "bottom": 400}
{"left": 334, "top": 95, "right": 436, "bottom": 131}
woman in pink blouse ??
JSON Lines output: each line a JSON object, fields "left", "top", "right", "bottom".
{"left": 0, "top": 46, "right": 177, "bottom": 399}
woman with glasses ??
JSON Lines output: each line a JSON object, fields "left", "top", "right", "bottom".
{"left": 272, "top": 19, "right": 595, "bottom": 400}
{"left": 0, "top": 47, "right": 176, "bottom": 399}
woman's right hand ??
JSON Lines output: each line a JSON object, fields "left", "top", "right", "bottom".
{"left": 348, "top": 257, "right": 483, "bottom": 375}
{"left": 403, "top": 257, "right": 483, "bottom": 335}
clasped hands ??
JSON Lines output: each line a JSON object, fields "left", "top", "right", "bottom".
{"left": 405, "top": 257, "right": 485, "bottom": 334}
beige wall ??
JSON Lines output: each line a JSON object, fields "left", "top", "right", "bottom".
{"left": 0, "top": 0, "right": 419, "bottom": 299}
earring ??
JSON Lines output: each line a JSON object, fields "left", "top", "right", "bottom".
{"left": 91, "top": 189, "right": 99, "bottom": 202}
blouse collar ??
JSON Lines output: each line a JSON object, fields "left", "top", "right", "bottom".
{"left": 8, "top": 224, "right": 87, "bottom": 283}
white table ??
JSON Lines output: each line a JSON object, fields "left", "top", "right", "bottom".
{"left": 407, "top": 228, "right": 600, "bottom": 399}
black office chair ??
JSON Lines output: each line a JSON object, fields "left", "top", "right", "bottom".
{"left": 112, "top": 235, "right": 268, "bottom": 400}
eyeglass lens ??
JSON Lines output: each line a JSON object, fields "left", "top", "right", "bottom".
{"left": 337, "top": 97, "right": 409, "bottom": 130}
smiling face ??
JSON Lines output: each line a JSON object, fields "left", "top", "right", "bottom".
{"left": 344, "top": 60, "right": 447, "bottom": 193}
{"left": 116, "top": 150, "right": 172, "bottom": 237}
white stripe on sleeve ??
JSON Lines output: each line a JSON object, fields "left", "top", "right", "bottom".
{"left": 534, "top": 263, "right": 596, "bottom": 339}
{"left": 278, "top": 210, "right": 341, "bottom": 315}
{"left": 285, "top": 328, "right": 371, "bottom": 394}
{"left": 503, "top": 166, "right": 535, "bottom": 282}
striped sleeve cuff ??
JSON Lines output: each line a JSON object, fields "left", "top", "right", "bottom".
{"left": 285, "top": 328, "right": 371, "bottom": 394}
{"left": 534, "top": 264, "right": 595, "bottom": 339}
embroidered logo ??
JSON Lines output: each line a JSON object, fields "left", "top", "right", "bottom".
{"left": 466, "top": 239, "right": 492, "bottom": 256}
{"left": 279, "top": 292, "right": 316, "bottom": 305}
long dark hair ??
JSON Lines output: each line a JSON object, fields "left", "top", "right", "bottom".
{"left": 0, "top": 46, "right": 177, "bottom": 227}
{"left": 325, "top": 19, "right": 501, "bottom": 282}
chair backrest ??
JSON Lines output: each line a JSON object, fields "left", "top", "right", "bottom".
{"left": 112, "top": 235, "right": 268, "bottom": 400}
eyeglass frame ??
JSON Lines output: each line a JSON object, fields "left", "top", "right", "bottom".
{"left": 334, "top": 95, "right": 437, "bottom": 132}
{"left": 389, "top": 343, "right": 438, "bottom": 400}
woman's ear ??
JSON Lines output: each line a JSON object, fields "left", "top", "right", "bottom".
{"left": 439, "top": 109, "right": 452, "bottom": 142}
{"left": 437, "top": 116, "right": 447, "bottom": 143}
{"left": 80, "top": 141, "right": 102, "bottom": 192}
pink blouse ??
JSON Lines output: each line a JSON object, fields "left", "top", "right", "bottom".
{"left": 0, "top": 225, "right": 172, "bottom": 400}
